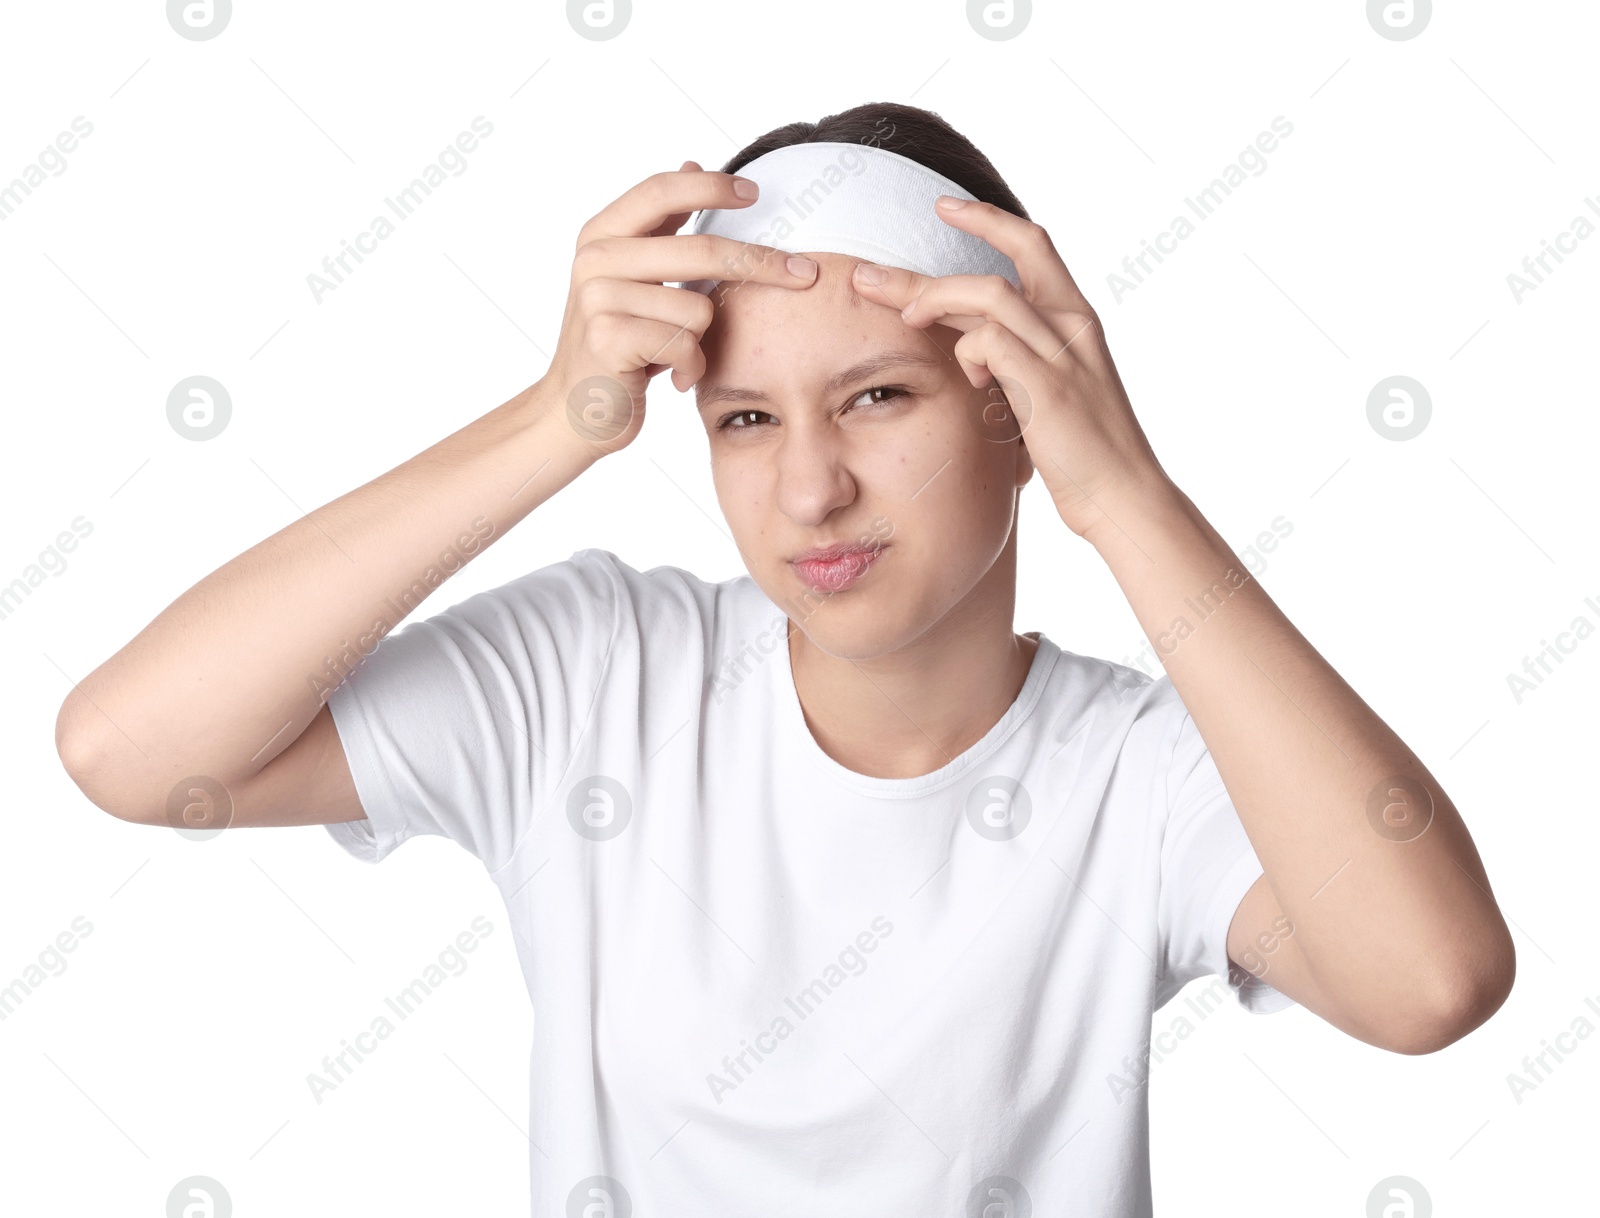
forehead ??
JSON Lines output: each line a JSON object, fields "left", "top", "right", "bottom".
{"left": 707, "top": 250, "right": 869, "bottom": 326}
{"left": 698, "top": 252, "right": 958, "bottom": 393}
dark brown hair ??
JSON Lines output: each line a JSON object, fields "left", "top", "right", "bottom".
{"left": 719, "top": 102, "right": 1029, "bottom": 221}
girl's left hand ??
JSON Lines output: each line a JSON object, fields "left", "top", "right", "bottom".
{"left": 849, "top": 196, "right": 1172, "bottom": 541}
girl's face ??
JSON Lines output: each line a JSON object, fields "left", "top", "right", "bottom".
{"left": 694, "top": 252, "right": 1036, "bottom": 658}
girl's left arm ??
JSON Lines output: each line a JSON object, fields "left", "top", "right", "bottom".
{"left": 1084, "top": 470, "right": 1514, "bottom": 1056}
{"left": 853, "top": 197, "right": 1515, "bottom": 1055}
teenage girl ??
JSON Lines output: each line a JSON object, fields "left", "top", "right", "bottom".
{"left": 56, "top": 102, "right": 1513, "bottom": 1216}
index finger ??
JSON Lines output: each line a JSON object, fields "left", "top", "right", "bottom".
{"left": 576, "top": 231, "right": 820, "bottom": 293}
{"left": 577, "top": 164, "right": 820, "bottom": 291}
{"left": 648, "top": 160, "right": 708, "bottom": 241}
{"left": 930, "top": 197, "right": 1092, "bottom": 313}
{"left": 579, "top": 164, "right": 756, "bottom": 245}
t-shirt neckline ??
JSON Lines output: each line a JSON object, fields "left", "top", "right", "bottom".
{"left": 768, "top": 605, "right": 1062, "bottom": 799}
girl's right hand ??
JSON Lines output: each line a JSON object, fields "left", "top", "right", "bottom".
{"left": 537, "top": 160, "right": 820, "bottom": 457}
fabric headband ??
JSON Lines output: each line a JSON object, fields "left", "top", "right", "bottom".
{"left": 670, "top": 140, "right": 1022, "bottom": 296}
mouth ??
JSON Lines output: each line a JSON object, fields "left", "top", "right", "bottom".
{"left": 790, "top": 545, "right": 888, "bottom": 593}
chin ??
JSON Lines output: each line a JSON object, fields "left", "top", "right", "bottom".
{"left": 795, "top": 619, "right": 902, "bottom": 663}
{"left": 788, "top": 593, "right": 926, "bottom": 662}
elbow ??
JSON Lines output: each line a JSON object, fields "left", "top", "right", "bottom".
{"left": 55, "top": 703, "right": 101, "bottom": 805}
{"left": 1381, "top": 931, "right": 1517, "bottom": 1056}
{"left": 56, "top": 701, "right": 158, "bottom": 826}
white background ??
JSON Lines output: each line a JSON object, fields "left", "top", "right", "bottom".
{"left": 2, "top": 1, "right": 1594, "bottom": 1214}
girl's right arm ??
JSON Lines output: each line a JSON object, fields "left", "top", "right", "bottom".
{"left": 55, "top": 386, "right": 601, "bottom": 829}
{"left": 54, "top": 162, "right": 818, "bottom": 829}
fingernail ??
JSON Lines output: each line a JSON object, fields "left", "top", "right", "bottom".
{"left": 733, "top": 177, "right": 759, "bottom": 199}
{"left": 853, "top": 262, "right": 887, "bottom": 285}
{"left": 787, "top": 256, "right": 818, "bottom": 279}
{"left": 937, "top": 195, "right": 967, "bottom": 209}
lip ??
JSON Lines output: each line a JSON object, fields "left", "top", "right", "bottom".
{"left": 790, "top": 544, "right": 888, "bottom": 593}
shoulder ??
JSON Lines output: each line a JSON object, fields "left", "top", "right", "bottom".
{"left": 1031, "top": 646, "right": 1203, "bottom": 796}
{"left": 1046, "top": 646, "right": 1189, "bottom": 731}
{"left": 450, "top": 547, "right": 749, "bottom": 624}
{"left": 485, "top": 549, "right": 768, "bottom": 679}
{"left": 558, "top": 547, "right": 759, "bottom": 624}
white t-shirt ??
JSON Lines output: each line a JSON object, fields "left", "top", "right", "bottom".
{"left": 325, "top": 547, "right": 1295, "bottom": 1216}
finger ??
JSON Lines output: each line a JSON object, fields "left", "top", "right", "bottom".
{"left": 576, "top": 232, "right": 819, "bottom": 292}
{"left": 849, "top": 260, "right": 935, "bottom": 311}
{"left": 952, "top": 321, "right": 1047, "bottom": 402}
{"left": 853, "top": 262, "right": 1063, "bottom": 363}
{"left": 577, "top": 278, "right": 716, "bottom": 338}
{"left": 930, "top": 197, "right": 1093, "bottom": 313}
{"left": 579, "top": 166, "right": 756, "bottom": 245}
{"left": 648, "top": 160, "right": 705, "bottom": 239}
{"left": 622, "top": 316, "right": 707, "bottom": 390}
{"left": 895, "top": 272, "right": 1065, "bottom": 363}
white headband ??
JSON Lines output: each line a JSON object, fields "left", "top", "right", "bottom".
{"left": 671, "top": 140, "right": 1022, "bottom": 296}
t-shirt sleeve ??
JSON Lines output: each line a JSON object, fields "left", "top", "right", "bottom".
{"left": 321, "top": 549, "right": 619, "bottom": 873}
{"left": 1154, "top": 701, "right": 1297, "bottom": 1014}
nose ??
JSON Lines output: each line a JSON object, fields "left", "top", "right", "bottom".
{"left": 774, "top": 418, "right": 858, "bottom": 526}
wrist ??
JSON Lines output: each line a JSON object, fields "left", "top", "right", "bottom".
{"left": 1078, "top": 468, "right": 1191, "bottom": 554}
{"left": 516, "top": 377, "right": 611, "bottom": 471}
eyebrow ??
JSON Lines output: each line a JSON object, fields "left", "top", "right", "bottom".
{"left": 695, "top": 348, "right": 948, "bottom": 412}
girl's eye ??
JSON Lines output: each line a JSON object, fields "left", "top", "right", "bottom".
{"left": 718, "top": 409, "right": 774, "bottom": 431}
{"left": 850, "top": 385, "right": 907, "bottom": 410}
{"left": 716, "top": 386, "right": 907, "bottom": 432}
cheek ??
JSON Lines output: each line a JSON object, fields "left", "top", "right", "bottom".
{"left": 709, "top": 455, "right": 771, "bottom": 532}
{"left": 916, "top": 404, "right": 1014, "bottom": 490}
{"left": 902, "top": 445, "right": 1014, "bottom": 544}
